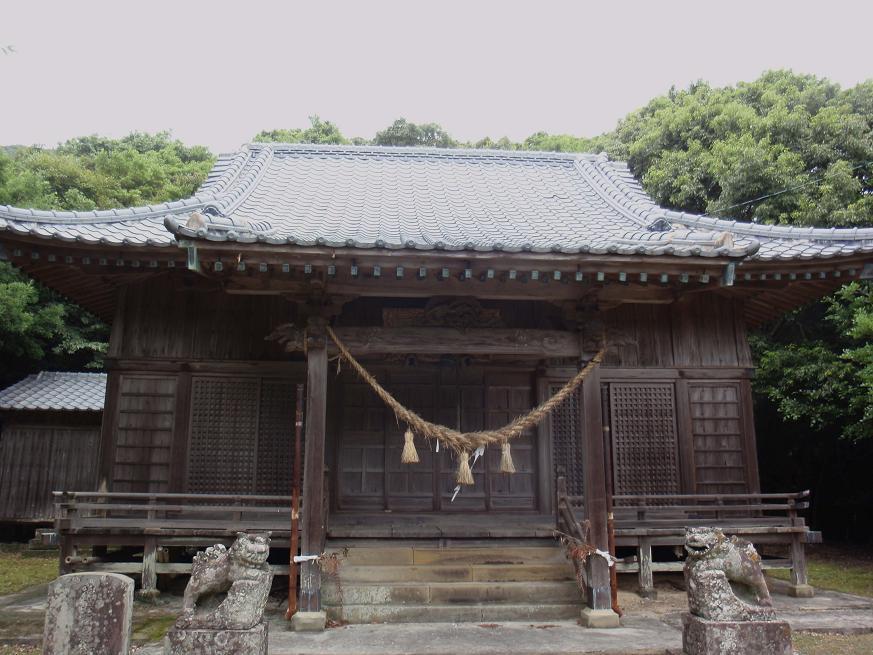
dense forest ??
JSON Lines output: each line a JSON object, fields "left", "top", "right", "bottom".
{"left": 1, "top": 70, "right": 870, "bottom": 538}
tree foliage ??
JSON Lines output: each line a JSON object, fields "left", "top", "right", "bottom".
{"left": 253, "top": 116, "right": 348, "bottom": 145}
{"left": 373, "top": 118, "right": 457, "bottom": 148}
{"left": 0, "top": 132, "right": 214, "bottom": 385}
{"left": 0, "top": 262, "right": 107, "bottom": 387}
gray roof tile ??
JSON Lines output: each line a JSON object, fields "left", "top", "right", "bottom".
{"left": 1, "top": 143, "right": 872, "bottom": 262}
{"left": 0, "top": 372, "right": 106, "bottom": 412}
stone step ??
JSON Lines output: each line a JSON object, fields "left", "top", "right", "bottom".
{"left": 336, "top": 562, "right": 575, "bottom": 583}
{"left": 322, "top": 581, "right": 582, "bottom": 606}
{"left": 326, "top": 602, "right": 582, "bottom": 624}
{"left": 326, "top": 545, "right": 566, "bottom": 567}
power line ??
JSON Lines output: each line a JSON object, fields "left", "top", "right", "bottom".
{"left": 699, "top": 159, "right": 873, "bottom": 219}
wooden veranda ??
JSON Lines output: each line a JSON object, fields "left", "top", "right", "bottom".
{"left": 55, "top": 483, "right": 819, "bottom": 600}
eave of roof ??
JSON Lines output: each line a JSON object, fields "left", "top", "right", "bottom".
{"left": 0, "top": 371, "right": 107, "bottom": 412}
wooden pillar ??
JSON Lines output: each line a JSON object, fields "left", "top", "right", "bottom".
{"left": 579, "top": 366, "right": 613, "bottom": 613}
{"left": 298, "top": 318, "right": 328, "bottom": 614}
{"left": 138, "top": 537, "right": 159, "bottom": 600}
{"left": 638, "top": 537, "right": 656, "bottom": 599}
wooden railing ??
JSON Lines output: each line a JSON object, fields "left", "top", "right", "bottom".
{"left": 555, "top": 477, "right": 820, "bottom": 598}
{"left": 54, "top": 491, "right": 298, "bottom": 536}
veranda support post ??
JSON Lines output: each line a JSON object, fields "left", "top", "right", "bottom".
{"left": 579, "top": 365, "right": 620, "bottom": 628}
{"left": 293, "top": 317, "right": 328, "bottom": 632}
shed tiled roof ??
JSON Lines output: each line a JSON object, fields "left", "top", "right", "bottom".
{"left": 2, "top": 143, "right": 872, "bottom": 262}
{"left": 0, "top": 372, "right": 106, "bottom": 412}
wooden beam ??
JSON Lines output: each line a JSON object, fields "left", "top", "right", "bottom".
{"left": 271, "top": 326, "right": 581, "bottom": 357}
{"left": 298, "top": 318, "right": 328, "bottom": 615}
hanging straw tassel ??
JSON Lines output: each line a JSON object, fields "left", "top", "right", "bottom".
{"left": 499, "top": 441, "right": 516, "bottom": 474}
{"left": 456, "top": 451, "right": 475, "bottom": 485}
{"left": 401, "top": 428, "right": 420, "bottom": 464}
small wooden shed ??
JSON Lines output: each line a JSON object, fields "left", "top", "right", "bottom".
{"left": 0, "top": 372, "right": 104, "bottom": 523}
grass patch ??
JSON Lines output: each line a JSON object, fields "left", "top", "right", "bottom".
{"left": 132, "top": 614, "right": 176, "bottom": 642}
{"left": 769, "top": 547, "right": 873, "bottom": 598}
{"left": 794, "top": 632, "right": 873, "bottom": 655}
{"left": 0, "top": 548, "right": 57, "bottom": 596}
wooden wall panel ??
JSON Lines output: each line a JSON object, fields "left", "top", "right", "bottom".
{"left": 602, "top": 296, "right": 752, "bottom": 370}
{"left": 114, "top": 274, "right": 292, "bottom": 361}
{"left": 687, "top": 382, "right": 750, "bottom": 494}
{"left": 0, "top": 417, "right": 100, "bottom": 520}
{"left": 111, "top": 376, "right": 177, "bottom": 492}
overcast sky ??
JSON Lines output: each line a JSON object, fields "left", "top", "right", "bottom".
{"left": 2, "top": 1, "right": 871, "bottom": 153}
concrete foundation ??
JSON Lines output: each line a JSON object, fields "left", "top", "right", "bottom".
{"left": 579, "top": 607, "right": 621, "bottom": 628}
{"left": 163, "top": 622, "right": 268, "bottom": 655}
{"left": 292, "top": 610, "right": 327, "bottom": 632}
{"left": 682, "top": 613, "right": 792, "bottom": 655}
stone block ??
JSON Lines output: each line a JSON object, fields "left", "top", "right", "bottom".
{"left": 163, "top": 622, "right": 268, "bottom": 655}
{"left": 579, "top": 607, "right": 621, "bottom": 628}
{"left": 682, "top": 613, "right": 792, "bottom": 655}
{"left": 44, "top": 572, "right": 134, "bottom": 655}
{"left": 788, "top": 583, "right": 815, "bottom": 598}
{"left": 292, "top": 610, "right": 327, "bottom": 631}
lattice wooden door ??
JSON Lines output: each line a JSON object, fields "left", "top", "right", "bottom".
{"left": 608, "top": 382, "right": 681, "bottom": 495}
{"left": 187, "top": 376, "right": 298, "bottom": 494}
{"left": 548, "top": 382, "right": 583, "bottom": 497}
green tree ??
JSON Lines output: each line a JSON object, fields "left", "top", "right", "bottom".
{"left": 0, "top": 131, "right": 213, "bottom": 385}
{"left": 0, "top": 262, "right": 107, "bottom": 387}
{"left": 373, "top": 118, "right": 457, "bottom": 148}
{"left": 254, "top": 116, "right": 348, "bottom": 145}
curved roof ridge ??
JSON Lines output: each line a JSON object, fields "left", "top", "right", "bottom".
{"left": 573, "top": 156, "right": 668, "bottom": 231}
{"left": 597, "top": 162, "right": 873, "bottom": 242}
{"left": 662, "top": 210, "right": 873, "bottom": 242}
{"left": 207, "top": 145, "right": 275, "bottom": 217}
{"left": 196, "top": 148, "right": 253, "bottom": 196}
{"left": 0, "top": 196, "right": 213, "bottom": 225}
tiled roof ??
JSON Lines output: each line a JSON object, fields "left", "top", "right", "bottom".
{"left": 0, "top": 372, "right": 106, "bottom": 412}
{"left": 2, "top": 143, "right": 872, "bottom": 262}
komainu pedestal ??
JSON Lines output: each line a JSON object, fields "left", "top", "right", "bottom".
{"left": 682, "top": 614, "right": 792, "bottom": 655}
{"left": 681, "top": 527, "right": 792, "bottom": 655}
{"left": 164, "top": 622, "right": 268, "bottom": 655}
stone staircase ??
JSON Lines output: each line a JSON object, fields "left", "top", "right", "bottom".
{"left": 322, "top": 539, "right": 582, "bottom": 623}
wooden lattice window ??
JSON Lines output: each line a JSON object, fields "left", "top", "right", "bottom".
{"left": 609, "top": 382, "right": 680, "bottom": 495}
{"left": 188, "top": 378, "right": 259, "bottom": 494}
{"left": 550, "top": 384, "right": 583, "bottom": 496}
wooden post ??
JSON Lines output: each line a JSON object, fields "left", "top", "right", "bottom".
{"left": 788, "top": 533, "right": 814, "bottom": 597}
{"left": 286, "top": 383, "right": 304, "bottom": 620}
{"left": 298, "top": 318, "right": 328, "bottom": 618}
{"left": 638, "top": 537, "right": 656, "bottom": 599}
{"left": 139, "top": 537, "right": 159, "bottom": 600}
{"left": 579, "top": 365, "right": 618, "bottom": 627}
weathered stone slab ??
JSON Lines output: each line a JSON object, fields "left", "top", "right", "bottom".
{"left": 163, "top": 621, "right": 268, "bottom": 655}
{"left": 682, "top": 613, "right": 792, "bottom": 655}
{"left": 43, "top": 572, "right": 133, "bottom": 655}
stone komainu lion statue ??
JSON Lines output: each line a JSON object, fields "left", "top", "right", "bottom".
{"left": 177, "top": 532, "right": 273, "bottom": 630}
{"left": 684, "top": 527, "right": 775, "bottom": 622}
